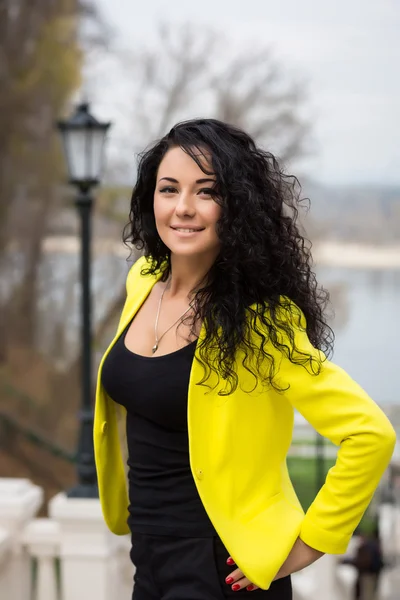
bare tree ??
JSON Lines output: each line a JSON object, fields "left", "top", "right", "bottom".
{"left": 211, "top": 49, "right": 310, "bottom": 163}
{"left": 108, "top": 22, "right": 310, "bottom": 171}
{"left": 126, "top": 23, "right": 219, "bottom": 142}
{"left": 0, "top": 1, "right": 108, "bottom": 450}
{"left": 0, "top": 1, "right": 109, "bottom": 351}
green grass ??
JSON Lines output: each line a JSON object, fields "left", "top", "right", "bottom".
{"left": 288, "top": 456, "right": 335, "bottom": 510}
{"left": 288, "top": 456, "right": 377, "bottom": 534}
{"left": 290, "top": 438, "right": 336, "bottom": 447}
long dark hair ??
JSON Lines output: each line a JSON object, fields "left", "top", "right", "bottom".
{"left": 123, "top": 118, "right": 333, "bottom": 394}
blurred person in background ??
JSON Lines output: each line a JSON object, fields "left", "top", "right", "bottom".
{"left": 94, "top": 119, "right": 396, "bottom": 599}
{"left": 343, "top": 525, "right": 384, "bottom": 600}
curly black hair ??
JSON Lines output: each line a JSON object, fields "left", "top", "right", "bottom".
{"left": 123, "top": 118, "right": 334, "bottom": 395}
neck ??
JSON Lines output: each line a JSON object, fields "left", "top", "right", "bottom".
{"left": 166, "top": 254, "right": 215, "bottom": 299}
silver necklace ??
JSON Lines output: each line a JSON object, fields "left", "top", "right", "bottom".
{"left": 152, "top": 280, "right": 193, "bottom": 354}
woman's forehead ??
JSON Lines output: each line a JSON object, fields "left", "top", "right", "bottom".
{"left": 158, "top": 146, "right": 214, "bottom": 176}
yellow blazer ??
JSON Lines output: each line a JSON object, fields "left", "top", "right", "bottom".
{"left": 94, "top": 256, "right": 396, "bottom": 590}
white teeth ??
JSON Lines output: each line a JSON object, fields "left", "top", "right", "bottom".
{"left": 175, "top": 228, "right": 201, "bottom": 233}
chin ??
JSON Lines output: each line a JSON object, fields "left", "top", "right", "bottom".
{"left": 164, "top": 241, "right": 217, "bottom": 258}
{"left": 169, "top": 246, "right": 208, "bottom": 257}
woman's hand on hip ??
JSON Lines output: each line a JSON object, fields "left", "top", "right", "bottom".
{"left": 224, "top": 537, "right": 324, "bottom": 591}
{"left": 224, "top": 557, "right": 259, "bottom": 592}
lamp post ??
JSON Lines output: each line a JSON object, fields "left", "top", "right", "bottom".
{"left": 57, "top": 102, "right": 111, "bottom": 498}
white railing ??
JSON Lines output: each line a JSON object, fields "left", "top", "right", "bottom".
{"left": 0, "top": 477, "right": 398, "bottom": 600}
{"left": 22, "top": 519, "right": 60, "bottom": 600}
{"left": 0, "top": 527, "right": 13, "bottom": 596}
{"left": 0, "top": 479, "right": 134, "bottom": 600}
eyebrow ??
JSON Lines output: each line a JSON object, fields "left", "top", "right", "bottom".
{"left": 158, "top": 177, "right": 216, "bottom": 184}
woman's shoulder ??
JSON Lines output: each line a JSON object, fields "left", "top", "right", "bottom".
{"left": 125, "top": 255, "right": 162, "bottom": 294}
{"left": 127, "top": 254, "right": 148, "bottom": 277}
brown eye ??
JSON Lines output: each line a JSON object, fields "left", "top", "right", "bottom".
{"left": 159, "top": 186, "right": 177, "bottom": 194}
{"left": 198, "top": 188, "right": 215, "bottom": 197}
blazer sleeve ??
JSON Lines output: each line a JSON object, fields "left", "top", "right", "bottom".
{"left": 273, "top": 302, "right": 396, "bottom": 555}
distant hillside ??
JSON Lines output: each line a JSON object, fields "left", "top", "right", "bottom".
{"left": 303, "top": 181, "right": 400, "bottom": 244}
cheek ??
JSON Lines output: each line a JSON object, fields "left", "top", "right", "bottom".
{"left": 153, "top": 195, "right": 168, "bottom": 225}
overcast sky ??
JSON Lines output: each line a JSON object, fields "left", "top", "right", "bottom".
{"left": 93, "top": 0, "right": 400, "bottom": 186}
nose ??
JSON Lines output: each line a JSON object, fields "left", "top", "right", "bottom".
{"left": 174, "top": 190, "right": 196, "bottom": 217}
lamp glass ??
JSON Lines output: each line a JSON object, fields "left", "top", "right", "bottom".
{"left": 88, "top": 128, "right": 108, "bottom": 180}
{"left": 58, "top": 103, "right": 110, "bottom": 186}
{"left": 62, "top": 128, "right": 88, "bottom": 182}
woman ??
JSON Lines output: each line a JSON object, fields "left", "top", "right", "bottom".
{"left": 94, "top": 119, "right": 396, "bottom": 599}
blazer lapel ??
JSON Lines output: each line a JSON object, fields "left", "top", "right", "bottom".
{"left": 115, "top": 269, "right": 163, "bottom": 339}
{"left": 98, "top": 267, "right": 163, "bottom": 375}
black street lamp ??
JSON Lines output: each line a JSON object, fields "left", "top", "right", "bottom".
{"left": 57, "top": 102, "right": 111, "bottom": 498}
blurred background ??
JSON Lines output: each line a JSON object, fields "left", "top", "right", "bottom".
{"left": 0, "top": 1, "right": 399, "bottom": 598}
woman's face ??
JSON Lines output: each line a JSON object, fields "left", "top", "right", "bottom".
{"left": 154, "top": 146, "right": 222, "bottom": 261}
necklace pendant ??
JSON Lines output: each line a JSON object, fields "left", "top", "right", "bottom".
{"left": 152, "top": 343, "right": 158, "bottom": 354}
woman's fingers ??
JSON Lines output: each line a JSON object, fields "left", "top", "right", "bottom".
{"left": 225, "top": 567, "right": 259, "bottom": 591}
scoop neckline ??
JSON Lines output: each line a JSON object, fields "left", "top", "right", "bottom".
{"left": 122, "top": 334, "right": 198, "bottom": 360}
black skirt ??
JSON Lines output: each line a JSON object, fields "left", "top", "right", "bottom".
{"left": 130, "top": 532, "right": 292, "bottom": 600}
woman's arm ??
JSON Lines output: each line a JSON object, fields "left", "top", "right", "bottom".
{"left": 224, "top": 538, "right": 323, "bottom": 591}
{"left": 272, "top": 537, "right": 324, "bottom": 580}
{"left": 273, "top": 302, "right": 396, "bottom": 555}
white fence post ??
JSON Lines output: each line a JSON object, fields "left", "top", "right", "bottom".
{"left": 379, "top": 502, "right": 397, "bottom": 563}
{"left": 49, "top": 492, "right": 124, "bottom": 600}
{"left": 22, "top": 518, "right": 60, "bottom": 600}
{"left": 292, "top": 552, "right": 354, "bottom": 600}
{"left": 0, "top": 478, "right": 43, "bottom": 600}
{"left": 0, "top": 527, "right": 13, "bottom": 599}
{"left": 311, "top": 554, "right": 345, "bottom": 600}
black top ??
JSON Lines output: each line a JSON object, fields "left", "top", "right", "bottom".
{"left": 101, "top": 322, "right": 217, "bottom": 537}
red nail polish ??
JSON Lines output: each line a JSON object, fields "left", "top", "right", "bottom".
{"left": 225, "top": 577, "right": 234, "bottom": 584}
{"left": 232, "top": 584, "right": 241, "bottom": 592}
{"left": 247, "top": 584, "right": 255, "bottom": 591}
{"left": 226, "top": 557, "right": 235, "bottom": 565}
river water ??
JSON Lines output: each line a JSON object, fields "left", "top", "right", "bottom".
{"left": 318, "top": 266, "right": 400, "bottom": 405}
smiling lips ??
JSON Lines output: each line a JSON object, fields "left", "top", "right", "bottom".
{"left": 171, "top": 226, "right": 205, "bottom": 233}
